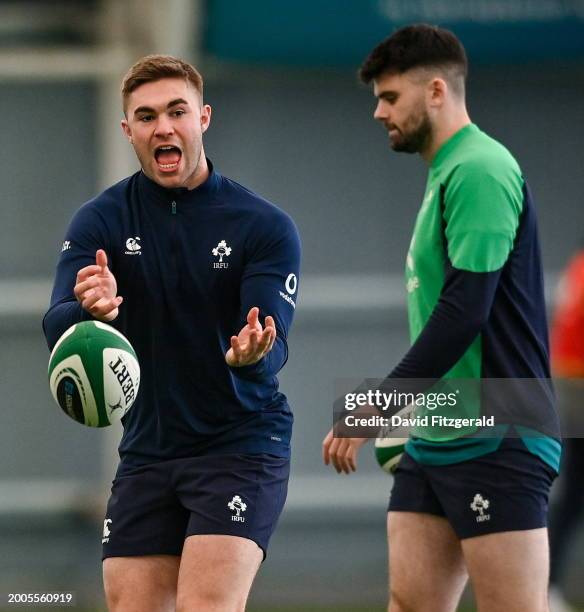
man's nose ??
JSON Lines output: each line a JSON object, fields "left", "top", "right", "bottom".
{"left": 154, "top": 114, "right": 174, "bottom": 136}
{"left": 373, "top": 101, "right": 388, "bottom": 121}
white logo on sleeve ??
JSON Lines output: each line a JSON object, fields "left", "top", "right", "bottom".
{"left": 125, "top": 236, "right": 142, "bottom": 255}
{"left": 279, "top": 272, "right": 297, "bottom": 308}
{"left": 212, "top": 240, "right": 232, "bottom": 268}
{"left": 61, "top": 240, "right": 71, "bottom": 252}
{"left": 285, "top": 273, "right": 298, "bottom": 295}
{"left": 470, "top": 493, "right": 491, "bottom": 522}
{"left": 228, "top": 495, "right": 247, "bottom": 522}
{"left": 102, "top": 518, "right": 112, "bottom": 543}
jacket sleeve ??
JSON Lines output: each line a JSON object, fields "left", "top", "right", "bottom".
{"left": 229, "top": 212, "right": 301, "bottom": 382}
{"left": 42, "top": 203, "right": 110, "bottom": 350}
{"left": 387, "top": 262, "right": 501, "bottom": 381}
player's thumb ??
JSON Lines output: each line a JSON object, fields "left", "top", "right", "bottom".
{"left": 96, "top": 249, "right": 109, "bottom": 272}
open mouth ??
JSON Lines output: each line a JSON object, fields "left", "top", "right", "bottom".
{"left": 154, "top": 145, "right": 182, "bottom": 172}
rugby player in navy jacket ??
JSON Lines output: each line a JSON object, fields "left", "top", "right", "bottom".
{"left": 43, "top": 55, "right": 301, "bottom": 612}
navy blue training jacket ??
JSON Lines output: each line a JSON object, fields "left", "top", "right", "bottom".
{"left": 43, "top": 161, "right": 301, "bottom": 469}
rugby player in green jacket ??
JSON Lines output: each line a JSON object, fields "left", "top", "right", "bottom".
{"left": 323, "top": 24, "right": 559, "bottom": 612}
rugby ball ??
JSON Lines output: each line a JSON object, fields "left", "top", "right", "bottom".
{"left": 375, "top": 434, "right": 408, "bottom": 474}
{"left": 48, "top": 321, "right": 140, "bottom": 427}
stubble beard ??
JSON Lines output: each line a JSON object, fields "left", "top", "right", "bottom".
{"left": 390, "top": 111, "right": 433, "bottom": 155}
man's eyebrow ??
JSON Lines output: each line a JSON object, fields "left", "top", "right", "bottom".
{"left": 133, "top": 98, "right": 190, "bottom": 115}
{"left": 166, "top": 98, "right": 189, "bottom": 108}
{"left": 377, "top": 90, "right": 399, "bottom": 100}
{"left": 133, "top": 106, "right": 155, "bottom": 115}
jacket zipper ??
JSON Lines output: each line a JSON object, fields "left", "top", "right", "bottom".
{"left": 170, "top": 200, "right": 178, "bottom": 284}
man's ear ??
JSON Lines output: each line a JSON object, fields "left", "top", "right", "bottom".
{"left": 121, "top": 118, "right": 133, "bottom": 143}
{"left": 428, "top": 77, "right": 447, "bottom": 108}
{"left": 201, "top": 104, "right": 212, "bottom": 134}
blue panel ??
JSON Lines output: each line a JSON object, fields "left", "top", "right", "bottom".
{"left": 203, "top": 0, "right": 584, "bottom": 66}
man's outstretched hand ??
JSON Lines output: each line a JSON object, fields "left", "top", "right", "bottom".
{"left": 74, "top": 249, "right": 123, "bottom": 322}
{"left": 225, "top": 307, "right": 276, "bottom": 367}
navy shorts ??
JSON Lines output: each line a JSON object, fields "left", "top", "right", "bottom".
{"left": 102, "top": 453, "right": 289, "bottom": 560}
{"left": 388, "top": 438, "right": 557, "bottom": 539}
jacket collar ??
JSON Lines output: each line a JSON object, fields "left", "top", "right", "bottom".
{"left": 137, "top": 158, "right": 220, "bottom": 206}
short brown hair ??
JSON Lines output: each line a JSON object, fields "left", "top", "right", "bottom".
{"left": 359, "top": 24, "right": 467, "bottom": 96}
{"left": 121, "top": 54, "right": 204, "bottom": 112}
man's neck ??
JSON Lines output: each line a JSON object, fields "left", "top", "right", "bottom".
{"left": 420, "top": 110, "right": 471, "bottom": 164}
{"left": 185, "top": 152, "right": 210, "bottom": 190}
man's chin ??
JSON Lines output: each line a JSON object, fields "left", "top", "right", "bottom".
{"left": 389, "top": 138, "right": 419, "bottom": 153}
{"left": 157, "top": 175, "right": 183, "bottom": 188}
{"left": 147, "top": 168, "right": 184, "bottom": 188}
{"left": 389, "top": 134, "right": 406, "bottom": 151}
{"left": 390, "top": 139, "right": 418, "bottom": 154}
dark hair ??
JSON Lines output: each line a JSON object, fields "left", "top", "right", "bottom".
{"left": 359, "top": 24, "right": 468, "bottom": 93}
{"left": 121, "top": 54, "right": 204, "bottom": 112}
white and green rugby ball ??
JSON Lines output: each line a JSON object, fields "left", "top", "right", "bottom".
{"left": 375, "top": 434, "right": 408, "bottom": 474}
{"left": 48, "top": 321, "right": 140, "bottom": 427}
